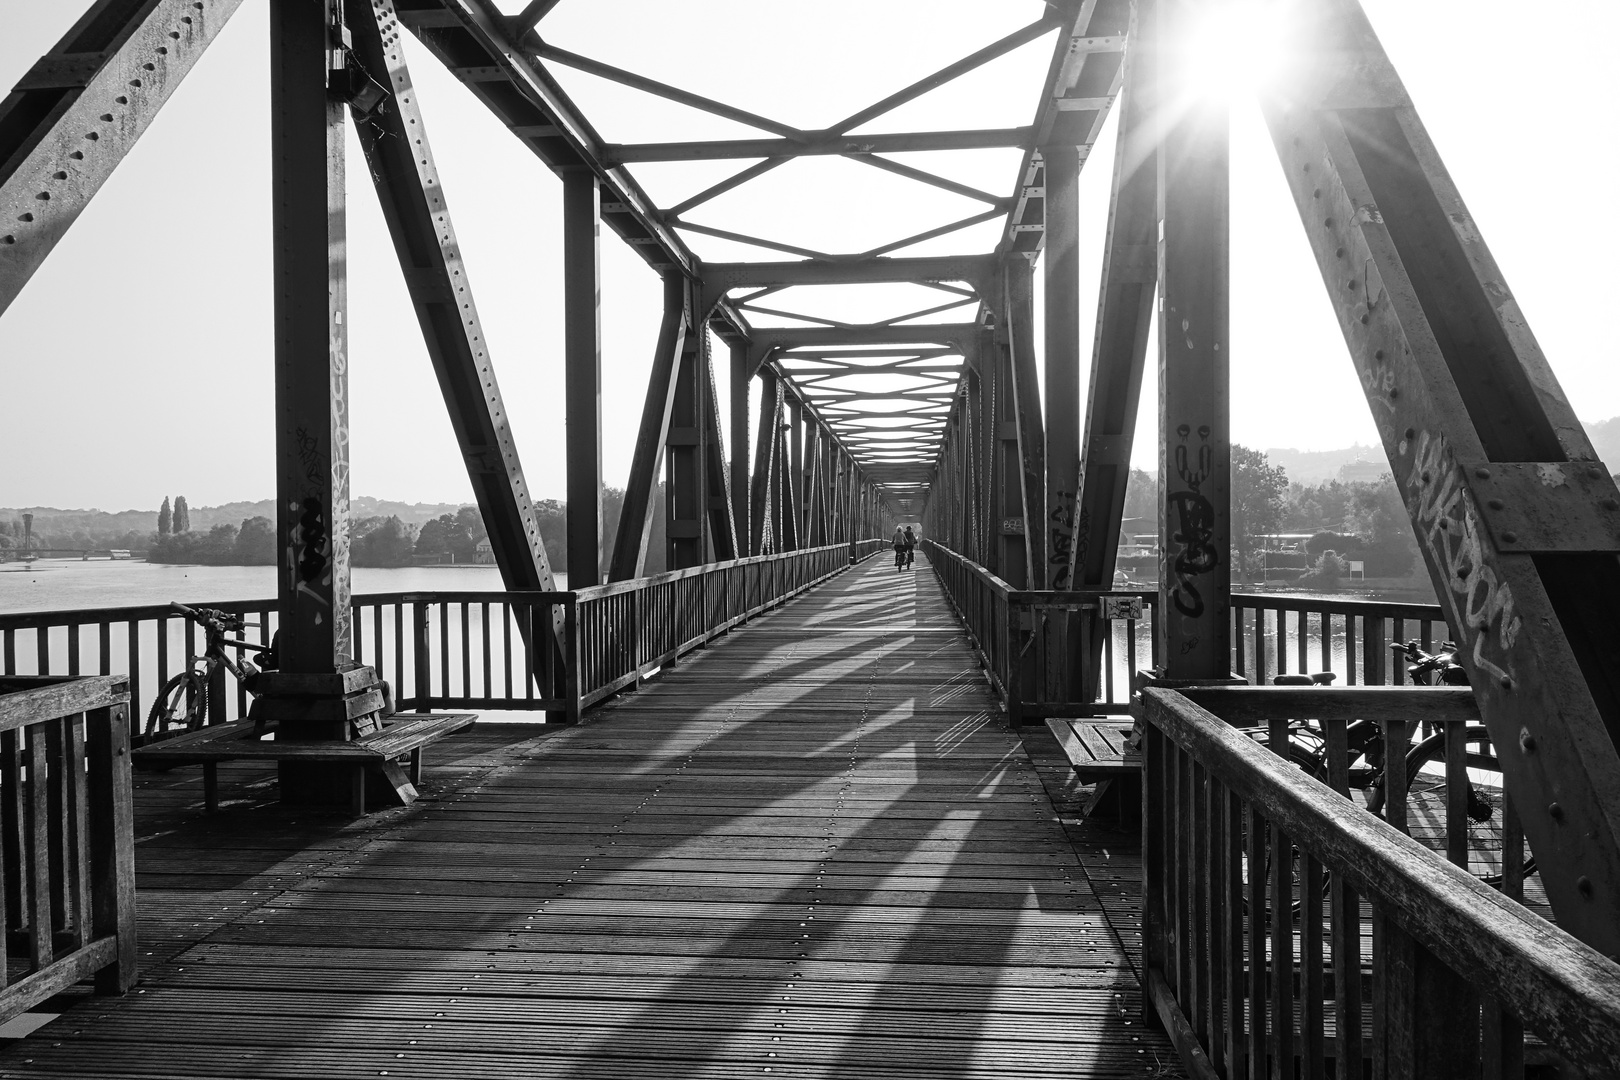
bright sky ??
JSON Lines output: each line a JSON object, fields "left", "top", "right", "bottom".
{"left": 0, "top": 0, "right": 1615, "bottom": 511}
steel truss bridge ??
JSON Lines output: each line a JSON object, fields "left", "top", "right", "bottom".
{"left": 3, "top": 0, "right": 1620, "bottom": 1076}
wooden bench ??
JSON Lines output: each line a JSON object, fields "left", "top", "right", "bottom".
{"left": 133, "top": 712, "right": 476, "bottom": 815}
{"left": 1045, "top": 717, "right": 1141, "bottom": 820}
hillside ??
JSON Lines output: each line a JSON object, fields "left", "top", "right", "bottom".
{"left": 1, "top": 497, "right": 476, "bottom": 535}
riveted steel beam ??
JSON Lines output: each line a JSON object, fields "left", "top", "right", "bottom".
{"left": 351, "top": 0, "right": 563, "bottom": 615}
{"left": 604, "top": 127, "right": 1032, "bottom": 164}
{"left": 1264, "top": 0, "right": 1620, "bottom": 953}
{"left": 1155, "top": 0, "right": 1231, "bottom": 679}
{"left": 561, "top": 169, "right": 603, "bottom": 586}
{"left": 700, "top": 257, "right": 1000, "bottom": 319}
{"left": 608, "top": 275, "right": 688, "bottom": 581}
{"left": 0, "top": 0, "right": 246, "bottom": 316}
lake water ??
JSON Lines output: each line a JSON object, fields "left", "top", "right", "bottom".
{"left": 0, "top": 559, "right": 566, "bottom": 614}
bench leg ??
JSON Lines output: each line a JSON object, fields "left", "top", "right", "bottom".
{"left": 376, "top": 759, "right": 418, "bottom": 807}
{"left": 203, "top": 762, "right": 218, "bottom": 813}
{"left": 409, "top": 746, "right": 422, "bottom": 788}
{"left": 350, "top": 766, "right": 366, "bottom": 817}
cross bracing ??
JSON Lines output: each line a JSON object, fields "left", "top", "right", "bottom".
{"left": 6, "top": 0, "right": 1620, "bottom": 982}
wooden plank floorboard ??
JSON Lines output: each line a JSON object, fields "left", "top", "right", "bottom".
{"left": 0, "top": 556, "right": 1181, "bottom": 1080}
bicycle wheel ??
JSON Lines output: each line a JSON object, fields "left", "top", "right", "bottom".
{"left": 1403, "top": 724, "right": 1535, "bottom": 886}
{"left": 145, "top": 670, "right": 207, "bottom": 743}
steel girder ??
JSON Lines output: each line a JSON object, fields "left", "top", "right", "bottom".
{"left": 1071, "top": 29, "right": 1157, "bottom": 704}
{"left": 607, "top": 275, "right": 688, "bottom": 582}
{"left": 0, "top": 0, "right": 247, "bottom": 316}
{"left": 1153, "top": 0, "right": 1231, "bottom": 679}
{"left": 1261, "top": 0, "right": 1620, "bottom": 952}
{"left": 269, "top": 0, "right": 352, "bottom": 675}
{"left": 351, "top": 0, "right": 562, "bottom": 607}
{"left": 603, "top": 128, "right": 1033, "bottom": 164}
{"left": 562, "top": 169, "right": 603, "bottom": 586}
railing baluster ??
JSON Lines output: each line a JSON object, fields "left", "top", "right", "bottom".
{"left": 1268, "top": 717, "right": 1295, "bottom": 1078}
{"left": 67, "top": 715, "right": 91, "bottom": 950}
{"left": 1297, "top": 609, "right": 1308, "bottom": 676}
{"left": 481, "top": 603, "right": 491, "bottom": 701}
{"left": 27, "top": 722, "right": 53, "bottom": 970}
{"left": 460, "top": 599, "right": 473, "bottom": 702}
{"left": 1246, "top": 796, "right": 1268, "bottom": 1077}
{"left": 1323, "top": 714, "right": 1364, "bottom": 1080}
{"left": 37, "top": 626, "right": 49, "bottom": 676}
{"left": 439, "top": 602, "right": 450, "bottom": 704}
{"left": 503, "top": 603, "right": 514, "bottom": 701}
{"left": 1223, "top": 783, "right": 1246, "bottom": 1079}
{"left": 1344, "top": 614, "right": 1357, "bottom": 686}
{"left": 1190, "top": 759, "right": 1210, "bottom": 1049}
{"left": 1252, "top": 606, "right": 1265, "bottom": 685}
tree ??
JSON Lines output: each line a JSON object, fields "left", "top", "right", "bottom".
{"left": 158, "top": 497, "right": 172, "bottom": 536}
{"left": 354, "top": 516, "right": 416, "bottom": 567}
{"left": 1231, "top": 445, "right": 1288, "bottom": 581}
{"left": 233, "top": 516, "right": 276, "bottom": 565}
{"left": 1343, "top": 481, "right": 1420, "bottom": 576}
{"left": 173, "top": 496, "right": 190, "bottom": 533}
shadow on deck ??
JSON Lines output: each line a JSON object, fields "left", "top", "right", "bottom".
{"left": 0, "top": 556, "right": 1182, "bottom": 1079}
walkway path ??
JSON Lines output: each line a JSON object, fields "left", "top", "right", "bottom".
{"left": 0, "top": 554, "right": 1180, "bottom": 1079}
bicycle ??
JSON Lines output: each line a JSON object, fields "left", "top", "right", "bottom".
{"left": 144, "top": 603, "right": 276, "bottom": 744}
{"left": 1243, "top": 644, "right": 1533, "bottom": 892}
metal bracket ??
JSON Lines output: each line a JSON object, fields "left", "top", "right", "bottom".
{"left": 14, "top": 52, "right": 109, "bottom": 92}
{"left": 1461, "top": 461, "right": 1620, "bottom": 553}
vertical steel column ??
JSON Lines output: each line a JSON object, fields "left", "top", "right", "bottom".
{"left": 771, "top": 413, "right": 788, "bottom": 551}
{"left": 1045, "top": 145, "right": 1083, "bottom": 592}
{"left": 787, "top": 396, "right": 804, "bottom": 551}
{"left": 608, "top": 274, "right": 687, "bottom": 581}
{"left": 1155, "top": 0, "right": 1231, "bottom": 678}
{"left": 271, "top": 0, "right": 351, "bottom": 676}
{"left": 563, "top": 170, "right": 603, "bottom": 585}
{"left": 802, "top": 417, "right": 821, "bottom": 545}
{"left": 665, "top": 295, "right": 707, "bottom": 571}
{"left": 729, "top": 341, "right": 752, "bottom": 554}
{"left": 749, "top": 366, "right": 780, "bottom": 554}
{"left": 1006, "top": 259, "right": 1048, "bottom": 588}
{"left": 701, "top": 330, "right": 739, "bottom": 560}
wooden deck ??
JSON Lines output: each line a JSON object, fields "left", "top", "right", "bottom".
{"left": 0, "top": 555, "right": 1181, "bottom": 1079}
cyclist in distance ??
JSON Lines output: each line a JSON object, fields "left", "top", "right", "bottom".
{"left": 892, "top": 525, "right": 907, "bottom": 571}
{"left": 903, "top": 525, "right": 916, "bottom": 570}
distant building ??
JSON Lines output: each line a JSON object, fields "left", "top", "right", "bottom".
{"left": 475, "top": 538, "right": 495, "bottom": 565}
{"left": 1338, "top": 458, "right": 1389, "bottom": 483}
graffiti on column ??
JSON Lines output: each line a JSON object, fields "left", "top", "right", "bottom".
{"left": 1049, "top": 489, "right": 1076, "bottom": 589}
{"left": 1166, "top": 423, "right": 1218, "bottom": 618}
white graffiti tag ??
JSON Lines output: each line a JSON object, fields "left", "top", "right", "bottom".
{"left": 1405, "top": 431, "right": 1523, "bottom": 684}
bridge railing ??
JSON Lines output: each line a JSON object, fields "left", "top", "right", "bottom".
{"left": 1137, "top": 685, "right": 1620, "bottom": 1080}
{"left": 0, "top": 675, "right": 137, "bottom": 1019}
{"left": 0, "top": 540, "right": 887, "bottom": 727}
{"left": 924, "top": 540, "right": 1456, "bottom": 719}
{"left": 922, "top": 540, "right": 1156, "bottom": 722}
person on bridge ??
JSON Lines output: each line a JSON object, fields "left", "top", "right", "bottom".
{"left": 903, "top": 525, "right": 916, "bottom": 570}
{"left": 893, "top": 526, "right": 907, "bottom": 572}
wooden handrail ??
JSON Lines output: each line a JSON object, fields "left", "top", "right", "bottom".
{"left": 1139, "top": 685, "right": 1620, "bottom": 1077}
